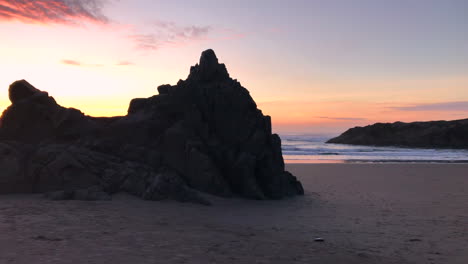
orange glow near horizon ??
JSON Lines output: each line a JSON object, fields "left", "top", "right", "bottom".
{"left": 1, "top": 43, "right": 468, "bottom": 134}
{"left": 1, "top": 68, "right": 467, "bottom": 135}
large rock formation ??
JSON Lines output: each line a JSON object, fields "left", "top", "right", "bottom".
{"left": 0, "top": 49, "right": 303, "bottom": 204}
{"left": 327, "top": 119, "right": 468, "bottom": 149}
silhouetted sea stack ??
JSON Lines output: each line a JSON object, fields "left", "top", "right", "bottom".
{"left": 0, "top": 49, "right": 304, "bottom": 204}
{"left": 327, "top": 119, "right": 468, "bottom": 149}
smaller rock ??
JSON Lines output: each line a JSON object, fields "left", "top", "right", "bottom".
{"left": 314, "top": 237, "right": 325, "bottom": 242}
{"left": 8, "top": 79, "right": 41, "bottom": 103}
{"left": 357, "top": 252, "right": 369, "bottom": 258}
{"left": 44, "top": 190, "right": 74, "bottom": 200}
{"left": 157, "top": 84, "right": 171, "bottom": 94}
{"left": 44, "top": 186, "right": 111, "bottom": 201}
{"left": 128, "top": 98, "right": 148, "bottom": 114}
{"left": 73, "top": 186, "right": 112, "bottom": 201}
{"left": 143, "top": 168, "right": 211, "bottom": 205}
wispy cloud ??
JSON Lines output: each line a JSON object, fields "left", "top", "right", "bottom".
{"left": 61, "top": 59, "right": 103, "bottom": 67}
{"left": 129, "top": 20, "right": 212, "bottom": 50}
{"left": 1, "top": 2, "right": 245, "bottom": 53}
{"left": 0, "top": 0, "right": 108, "bottom": 24}
{"left": 316, "top": 116, "right": 367, "bottom": 121}
{"left": 62, "top": 59, "right": 133, "bottom": 67}
{"left": 390, "top": 101, "right": 468, "bottom": 112}
{"left": 128, "top": 20, "right": 246, "bottom": 51}
{"left": 61, "top": 59, "right": 82, "bottom": 66}
{"left": 153, "top": 20, "right": 211, "bottom": 38}
{"left": 116, "top": 61, "right": 134, "bottom": 66}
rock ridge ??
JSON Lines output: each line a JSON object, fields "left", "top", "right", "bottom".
{"left": 327, "top": 119, "right": 468, "bottom": 149}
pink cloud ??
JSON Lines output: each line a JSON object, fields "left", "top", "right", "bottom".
{"left": 61, "top": 59, "right": 82, "bottom": 66}
{"left": 0, "top": 0, "right": 108, "bottom": 25}
{"left": 129, "top": 20, "right": 213, "bottom": 51}
{"left": 389, "top": 101, "right": 468, "bottom": 112}
{"left": 128, "top": 20, "right": 246, "bottom": 51}
{"left": 61, "top": 59, "right": 103, "bottom": 67}
{"left": 316, "top": 116, "right": 368, "bottom": 121}
{"left": 116, "top": 61, "right": 134, "bottom": 66}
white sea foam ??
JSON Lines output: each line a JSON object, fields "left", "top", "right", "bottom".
{"left": 280, "top": 134, "right": 468, "bottom": 163}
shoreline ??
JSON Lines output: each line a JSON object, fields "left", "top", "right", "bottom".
{"left": 285, "top": 159, "right": 468, "bottom": 164}
{"left": 281, "top": 135, "right": 468, "bottom": 165}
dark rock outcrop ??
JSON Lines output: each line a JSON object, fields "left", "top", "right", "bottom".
{"left": 327, "top": 119, "right": 468, "bottom": 149}
{"left": 0, "top": 80, "right": 96, "bottom": 143}
{"left": 0, "top": 49, "right": 303, "bottom": 204}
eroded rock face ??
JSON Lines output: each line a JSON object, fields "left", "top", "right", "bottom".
{"left": 0, "top": 49, "right": 303, "bottom": 204}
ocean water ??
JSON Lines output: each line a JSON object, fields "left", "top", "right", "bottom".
{"left": 280, "top": 134, "right": 468, "bottom": 163}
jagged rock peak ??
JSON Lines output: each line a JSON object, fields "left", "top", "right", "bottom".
{"left": 188, "top": 49, "right": 230, "bottom": 81}
{"left": 9, "top": 79, "right": 43, "bottom": 104}
{"left": 200, "top": 49, "right": 219, "bottom": 66}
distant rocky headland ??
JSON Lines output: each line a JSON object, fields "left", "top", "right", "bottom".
{"left": 0, "top": 49, "right": 304, "bottom": 204}
{"left": 327, "top": 119, "right": 468, "bottom": 149}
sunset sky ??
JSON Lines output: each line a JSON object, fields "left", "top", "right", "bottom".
{"left": 0, "top": 0, "right": 467, "bottom": 134}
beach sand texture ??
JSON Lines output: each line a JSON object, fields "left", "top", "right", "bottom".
{"left": 0, "top": 163, "right": 467, "bottom": 264}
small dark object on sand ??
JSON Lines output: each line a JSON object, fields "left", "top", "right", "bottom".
{"left": 32, "top": 235, "right": 63, "bottom": 242}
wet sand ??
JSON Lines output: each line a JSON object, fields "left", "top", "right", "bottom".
{"left": 1, "top": 163, "right": 467, "bottom": 264}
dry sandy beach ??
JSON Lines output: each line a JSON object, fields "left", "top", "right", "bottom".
{"left": 0, "top": 163, "right": 467, "bottom": 264}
